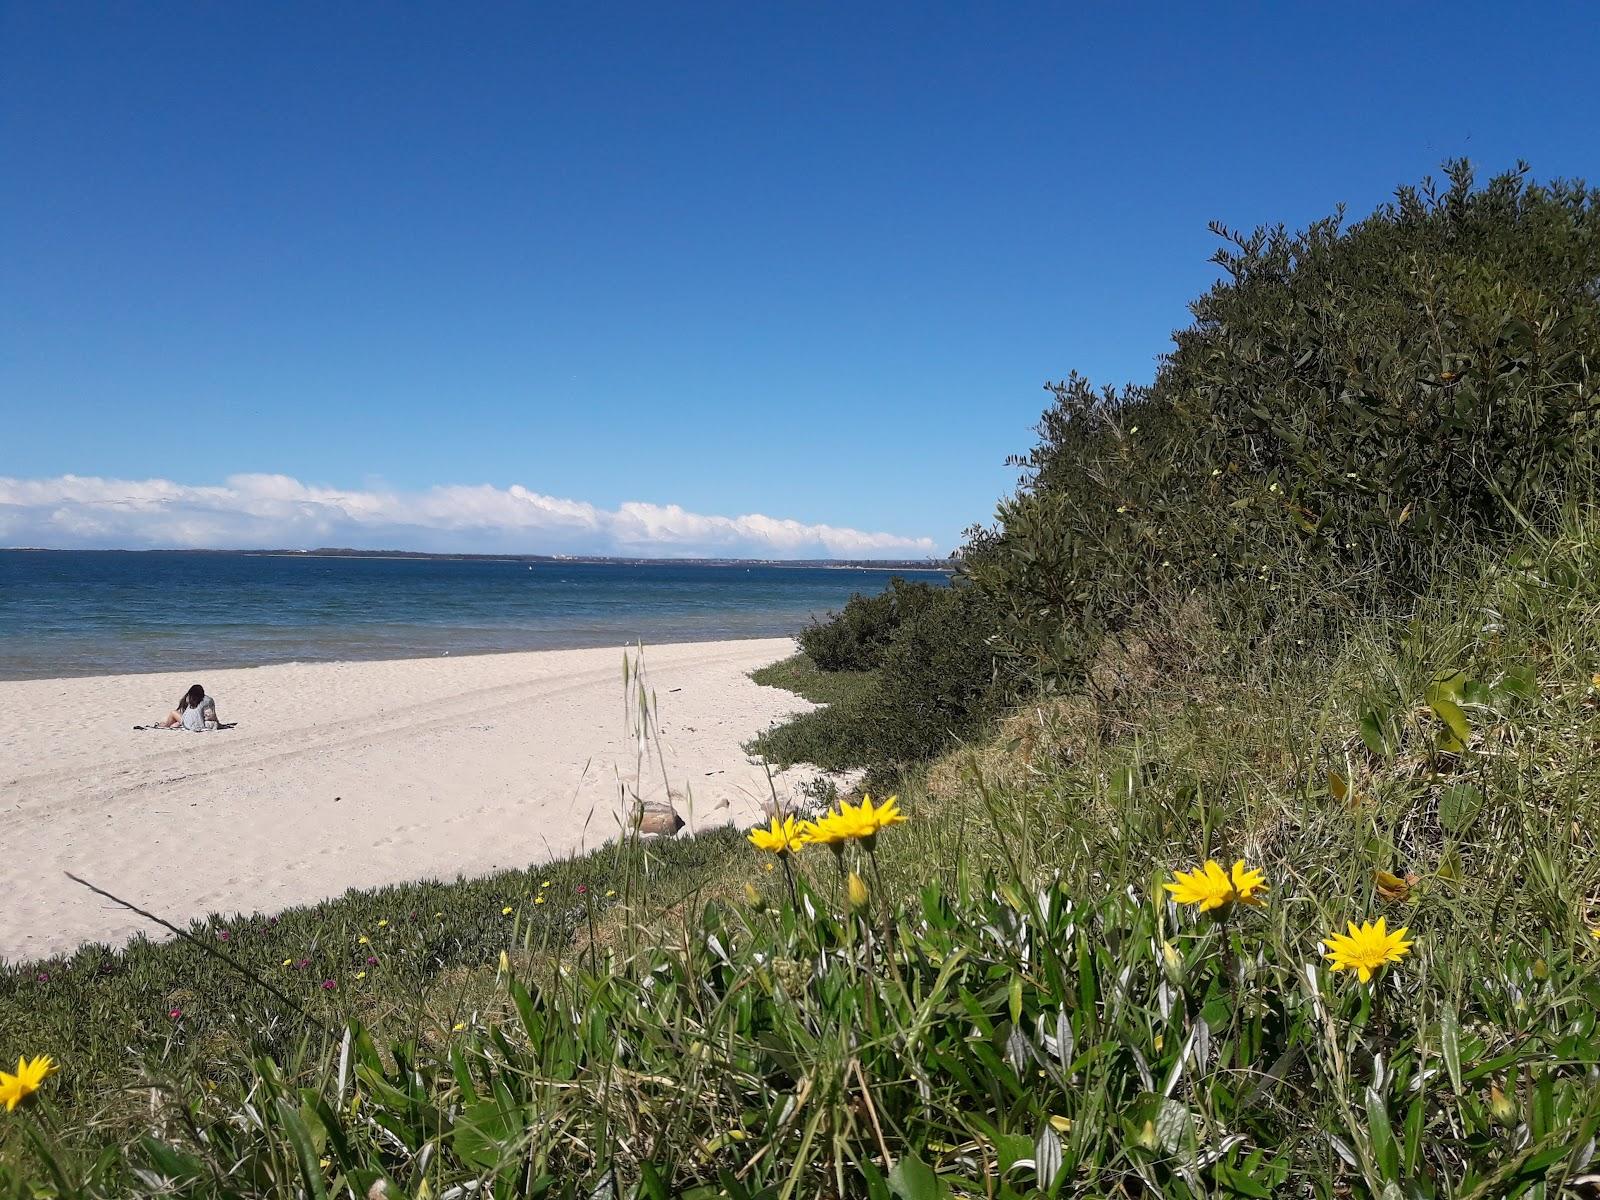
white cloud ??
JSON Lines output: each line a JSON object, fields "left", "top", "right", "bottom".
{"left": 0, "top": 474, "right": 939, "bottom": 560}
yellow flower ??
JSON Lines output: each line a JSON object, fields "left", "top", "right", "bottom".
{"left": 534, "top": 895, "right": 545, "bottom": 905}
{"left": 605, "top": 889, "right": 616, "bottom": 898}
{"left": 804, "top": 795, "right": 907, "bottom": 850}
{"left": 1229, "top": 860, "right": 1268, "bottom": 905}
{"left": 358, "top": 936, "right": 370, "bottom": 945}
{"left": 0, "top": 1055, "right": 58, "bottom": 1112}
{"left": 282, "top": 957, "right": 293, "bottom": 967}
{"left": 847, "top": 871, "right": 870, "bottom": 910}
{"left": 355, "top": 971, "right": 366, "bottom": 980}
{"left": 376, "top": 919, "right": 388, "bottom": 928}
{"left": 452, "top": 1022, "right": 465, "bottom": 1033}
{"left": 747, "top": 814, "right": 808, "bottom": 856}
{"left": 541, "top": 880, "right": 551, "bottom": 888}
{"left": 1323, "top": 917, "right": 1414, "bottom": 982}
{"left": 800, "top": 812, "right": 851, "bottom": 850}
{"left": 1163, "top": 860, "right": 1236, "bottom": 911}
{"left": 501, "top": 906, "right": 513, "bottom": 915}
{"left": 852, "top": 794, "right": 906, "bottom": 837}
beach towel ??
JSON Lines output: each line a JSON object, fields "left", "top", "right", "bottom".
{"left": 132, "top": 723, "right": 238, "bottom": 731}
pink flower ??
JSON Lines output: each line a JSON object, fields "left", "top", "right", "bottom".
{"left": 216, "top": 930, "right": 231, "bottom": 942}
{"left": 365, "top": 955, "right": 378, "bottom": 966}
{"left": 35, "top": 972, "right": 49, "bottom": 983}
{"left": 321, "top": 980, "right": 337, "bottom": 991}
{"left": 576, "top": 885, "right": 588, "bottom": 894}
{"left": 169, "top": 1008, "right": 182, "bottom": 1019}
{"left": 296, "top": 958, "right": 311, "bottom": 968}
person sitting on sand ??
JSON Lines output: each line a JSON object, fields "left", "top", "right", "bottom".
{"left": 161, "top": 683, "right": 220, "bottom": 731}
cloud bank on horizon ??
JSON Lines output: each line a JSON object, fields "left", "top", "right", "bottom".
{"left": 0, "top": 474, "right": 940, "bottom": 560}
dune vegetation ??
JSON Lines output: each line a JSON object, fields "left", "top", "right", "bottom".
{"left": 6, "top": 163, "right": 1600, "bottom": 1197}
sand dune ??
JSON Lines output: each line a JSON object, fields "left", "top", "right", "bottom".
{"left": 0, "top": 639, "right": 819, "bottom": 963}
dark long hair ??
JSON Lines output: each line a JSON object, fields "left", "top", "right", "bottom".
{"left": 177, "top": 683, "right": 206, "bottom": 713}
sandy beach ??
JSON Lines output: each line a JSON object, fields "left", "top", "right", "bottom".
{"left": 0, "top": 638, "right": 819, "bottom": 963}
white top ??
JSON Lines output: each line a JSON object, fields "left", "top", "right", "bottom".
{"left": 181, "top": 696, "right": 216, "bottom": 731}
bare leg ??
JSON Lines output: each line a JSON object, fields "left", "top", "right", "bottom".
{"left": 161, "top": 711, "right": 182, "bottom": 728}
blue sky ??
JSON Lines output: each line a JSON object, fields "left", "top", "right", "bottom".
{"left": 3, "top": 3, "right": 1596, "bottom": 556}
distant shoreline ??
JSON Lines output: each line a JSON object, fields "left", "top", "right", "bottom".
{"left": 2, "top": 546, "right": 955, "bottom": 571}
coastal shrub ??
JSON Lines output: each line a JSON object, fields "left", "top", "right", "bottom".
{"left": 798, "top": 577, "right": 945, "bottom": 672}
{"left": 866, "top": 581, "right": 1011, "bottom": 765}
{"left": 758, "top": 585, "right": 1011, "bottom": 773}
{"left": 969, "top": 163, "right": 1600, "bottom": 683}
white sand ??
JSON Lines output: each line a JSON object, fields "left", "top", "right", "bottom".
{"left": 0, "top": 639, "right": 821, "bottom": 963}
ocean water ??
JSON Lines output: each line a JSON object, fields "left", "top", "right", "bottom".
{"left": 0, "top": 550, "right": 952, "bottom": 680}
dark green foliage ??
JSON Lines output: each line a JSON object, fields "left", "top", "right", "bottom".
{"left": 798, "top": 578, "right": 944, "bottom": 672}
{"left": 970, "top": 163, "right": 1600, "bottom": 682}
{"left": 760, "top": 585, "right": 1013, "bottom": 772}
{"left": 867, "top": 582, "right": 1009, "bottom": 764}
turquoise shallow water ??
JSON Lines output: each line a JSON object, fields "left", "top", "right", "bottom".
{"left": 0, "top": 550, "right": 950, "bottom": 679}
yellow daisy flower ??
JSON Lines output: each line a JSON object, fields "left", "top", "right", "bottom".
{"left": 800, "top": 811, "right": 852, "bottom": 851}
{"left": 853, "top": 793, "right": 907, "bottom": 837}
{"left": 1229, "top": 860, "right": 1269, "bottom": 905}
{"left": 803, "top": 794, "right": 908, "bottom": 851}
{"left": 1163, "top": 860, "right": 1236, "bottom": 911}
{"left": 0, "top": 1055, "right": 58, "bottom": 1112}
{"left": 1323, "top": 917, "right": 1414, "bottom": 982}
{"left": 747, "top": 814, "right": 808, "bottom": 856}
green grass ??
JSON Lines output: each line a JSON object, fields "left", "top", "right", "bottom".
{"left": 0, "top": 828, "right": 754, "bottom": 1135}
{"left": 749, "top": 653, "right": 879, "bottom": 772}
{"left": 752, "top": 652, "right": 874, "bottom": 708}
{"left": 8, "top": 525, "right": 1600, "bottom": 1195}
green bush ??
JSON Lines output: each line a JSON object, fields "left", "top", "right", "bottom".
{"left": 761, "top": 585, "right": 1012, "bottom": 773}
{"left": 867, "top": 582, "right": 1011, "bottom": 765}
{"left": 969, "top": 163, "right": 1600, "bottom": 683}
{"left": 798, "top": 577, "right": 945, "bottom": 672}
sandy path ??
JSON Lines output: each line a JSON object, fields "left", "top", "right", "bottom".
{"left": 0, "top": 639, "right": 817, "bottom": 963}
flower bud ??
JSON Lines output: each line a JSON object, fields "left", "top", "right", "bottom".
{"left": 847, "top": 872, "right": 870, "bottom": 911}
{"left": 1489, "top": 1084, "right": 1517, "bottom": 1126}
{"left": 1160, "top": 940, "right": 1185, "bottom": 984}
